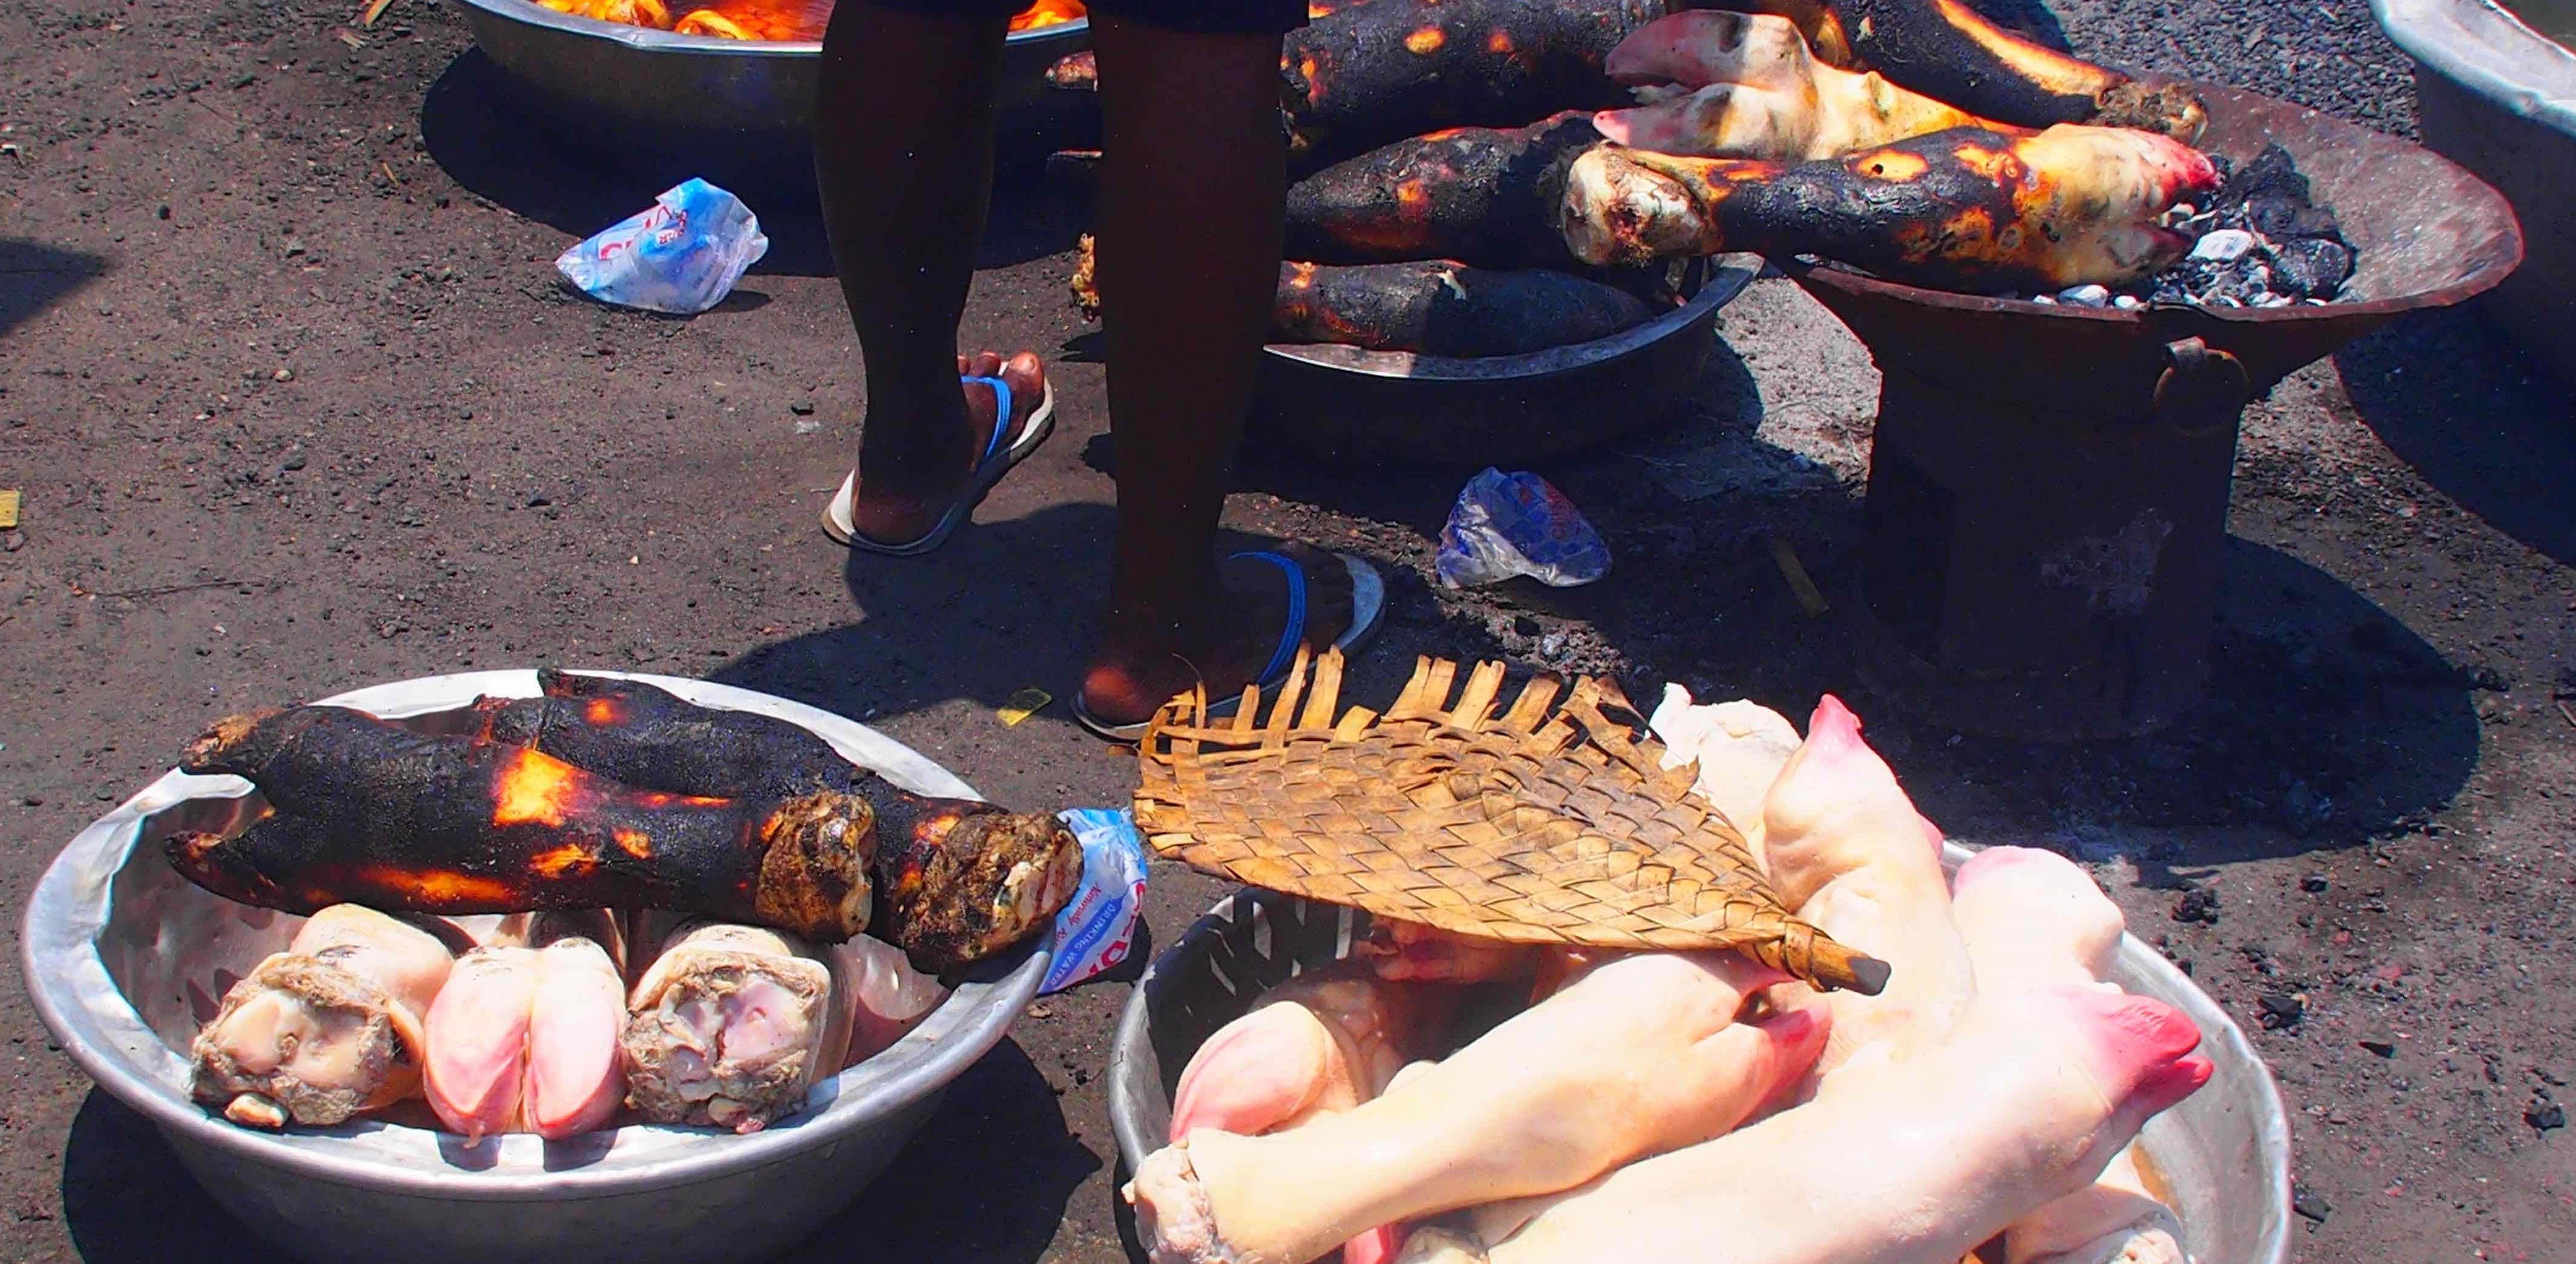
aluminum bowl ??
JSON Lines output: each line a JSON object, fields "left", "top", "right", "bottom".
{"left": 1250, "top": 253, "right": 1763, "bottom": 467}
{"left": 444, "top": 0, "right": 1090, "bottom": 144}
{"left": 21, "top": 670, "right": 1051, "bottom": 1264}
{"left": 1108, "top": 842, "right": 2293, "bottom": 1264}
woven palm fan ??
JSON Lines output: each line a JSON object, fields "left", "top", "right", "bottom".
{"left": 1134, "top": 647, "right": 1890, "bottom": 995}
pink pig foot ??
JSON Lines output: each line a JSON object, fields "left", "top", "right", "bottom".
{"left": 1171, "top": 1001, "right": 1355, "bottom": 1140}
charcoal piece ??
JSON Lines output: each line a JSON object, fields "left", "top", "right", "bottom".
{"left": 2265, "top": 237, "right": 2354, "bottom": 301}
{"left": 2246, "top": 194, "right": 2344, "bottom": 242}
{"left": 2215, "top": 144, "right": 2308, "bottom": 207}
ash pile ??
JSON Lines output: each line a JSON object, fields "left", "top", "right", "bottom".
{"left": 2030, "top": 145, "right": 2358, "bottom": 310}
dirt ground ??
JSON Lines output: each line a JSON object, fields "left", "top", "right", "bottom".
{"left": 1, "top": 0, "right": 2570, "bottom": 1261}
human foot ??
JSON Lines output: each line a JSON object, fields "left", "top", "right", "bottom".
{"left": 1079, "top": 544, "right": 1368, "bottom": 730}
{"left": 843, "top": 350, "right": 1048, "bottom": 547}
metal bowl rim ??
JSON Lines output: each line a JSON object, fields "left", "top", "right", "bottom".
{"left": 1107, "top": 844, "right": 2293, "bottom": 1264}
{"left": 444, "top": 0, "right": 1088, "bottom": 55}
{"left": 1781, "top": 83, "right": 2524, "bottom": 326}
{"left": 2373, "top": 0, "right": 2576, "bottom": 134}
{"left": 21, "top": 668, "right": 1049, "bottom": 1201}
{"left": 1259, "top": 254, "right": 1760, "bottom": 383}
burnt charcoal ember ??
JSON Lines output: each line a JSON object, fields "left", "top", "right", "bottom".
{"left": 2265, "top": 237, "right": 2356, "bottom": 301}
{"left": 2115, "top": 143, "right": 2356, "bottom": 307}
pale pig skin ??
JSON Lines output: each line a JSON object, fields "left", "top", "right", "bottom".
{"left": 1129, "top": 952, "right": 1826, "bottom": 1264}
{"left": 1467, "top": 985, "right": 2215, "bottom": 1264}
{"left": 1760, "top": 695, "right": 1975, "bottom": 1083}
{"left": 1167, "top": 961, "right": 1446, "bottom": 1264}
{"left": 1595, "top": 12, "right": 1995, "bottom": 161}
{"left": 1951, "top": 847, "right": 2188, "bottom": 1264}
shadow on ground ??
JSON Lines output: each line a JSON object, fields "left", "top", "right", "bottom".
{"left": 0, "top": 239, "right": 106, "bottom": 340}
{"left": 713, "top": 503, "right": 1118, "bottom": 723}
{"left": 58, "top": 1041, "right": 1090, "bottom": 1264}
{"left": 2338, "top": 308, "right": 2576, "bottom": 566}
{"left": 417, "top": 50, "right": 1088, "bottom": 280}
{"left": 774, "top": 1040, "right": 1099, "bottom": 1264}
{"left": 60, "top": 1090, "right": 276, "bottom": 1264}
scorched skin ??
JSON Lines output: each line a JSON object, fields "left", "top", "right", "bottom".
{"left": 167, "top": 705, "right": 879, "bottom": 943}
{"left": 1559, "top": 123, "right": 2221, "bottom": 291}
{"left": 1789, "top": 0, "right": 2205, "bottom": 139}
{"left": 1284, "top": 114, "right": 1603, "bottom": 271}
{"left": 473, "top": 670, "right": 1085, "bottom": 974}
{"left": 1273, "top": 260, "right": 1659, "bottom": 358}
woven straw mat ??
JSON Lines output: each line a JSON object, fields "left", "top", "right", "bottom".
{"left": 1133, "top": 648, "right": 1888, "bottom": 995}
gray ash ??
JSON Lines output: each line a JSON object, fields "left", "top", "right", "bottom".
{"left": 2017, "top": 144, "right": 2359, "bottom": 311}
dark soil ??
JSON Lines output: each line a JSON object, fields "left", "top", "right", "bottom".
{"left": 2, "top": 1, "right": 2571, "bottom": 1262}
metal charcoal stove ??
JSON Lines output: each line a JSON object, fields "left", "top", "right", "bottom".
{"left": 1781, "top": 85, "right": 2522, "bottom": 740}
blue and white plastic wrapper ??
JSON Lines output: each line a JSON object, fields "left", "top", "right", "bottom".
{"left": 1039, "top": 808, "right": 1150, "bottom": 995}
{"left": 554, "top": 178, "right": 769, "bottom": 316}
{"left": 1434, "top": 467, "right": 1612, "bottom": 589}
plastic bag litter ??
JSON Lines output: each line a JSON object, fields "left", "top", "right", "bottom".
{"left": 1039, "top": 808, "right": 1150, "bottom": 995}
{"left": 554, "top": 178, "right": 768, "bottom": 315}
{"left": 1434, "top": 467, "right": 1611, "bottom": 589}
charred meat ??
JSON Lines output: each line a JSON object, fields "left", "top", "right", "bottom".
{"left": 1561, "top": 123, "right": 2219, "bottom": 291}
{"left": 475, "top": 671, "right": 1085, "bottom": 973}
{"left": 169, "top": 705, "right": 879, "bottom": 943}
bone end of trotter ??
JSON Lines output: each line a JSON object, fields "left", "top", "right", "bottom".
{"left": 189, "top": 905, "right": 452, "bottom": 1130}
{"left": 621, "top": 923, "right": 835, "bottom": 1134}
{"left": 1558, "top": 147, "right": 1716, "bottom": 269}
{"left": 1126, "top": 1141, "right": 1241, "bottom": 1264}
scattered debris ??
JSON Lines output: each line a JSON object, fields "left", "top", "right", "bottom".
{"left": 1767, "top": 535, "right": 1830, "bottom": 617}
{"left": 2292, "top": 1184, "right": 2331, "bottom": 1224}
{"left": 2301, "top": 873, "right": 2330, "bottom": 893}
{"left": 999, "top": 687, "right": 1053, "bottom": 727}
{"left": 1434, "top": 468, "right": 1609, "bottom": 589}
{"left": 2359, "top": 1038, "right": 2397, "bottom": 1058}
{"left": 2258, "top": 991, "right": 2306, "bottom": 1030}
{"left": 0, "top": 489, "right": 18, "bottom": 529}
{"left": 2172, "top": 885, "right": 2222, "bottom": 925}
{"left": 2526, "top": 1092, "right": 2564, "bottom": 1135}
{"left": 359, "top": 0, "right": 396, "bottom": 27}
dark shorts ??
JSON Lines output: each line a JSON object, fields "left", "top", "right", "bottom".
{"left": 869, "top": 0, "right": 1308, "bottom": 35}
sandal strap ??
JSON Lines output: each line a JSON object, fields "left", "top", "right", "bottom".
{"left": 1230, "top": 550, "right": 1309, "bottom": 689}
{"left": 962, "top": 375, "right": 1015, "bottom": 465}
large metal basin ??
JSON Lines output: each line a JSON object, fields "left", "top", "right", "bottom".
{"left": 1252, "top": 254, "right": 1762, "bottom": 466}
{"left": 442, "top": 0, "right": 1093, "bottom": 168}
{"left": 2375, "top": 0, "right": 2576, "bottom": 383}
{"left": 21, "top": 670, "right": 1051, "bottom": 1264}
{"left": 1109, "top": 847, "right": 2293, "bottom": 1264}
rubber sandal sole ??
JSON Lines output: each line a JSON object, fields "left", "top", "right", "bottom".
{"left": 823, "top": 378, "right": 1058, "bottom": 555}
{"left": 1073, "top": 553, "right": 1388, "bottom": 743}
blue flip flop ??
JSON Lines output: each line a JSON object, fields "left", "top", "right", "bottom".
{"left": 1072, "top": 550, "right": 1388, "bottom": 742}
{"left": 823, "top": 374, "right": 1057, "bottom": 555}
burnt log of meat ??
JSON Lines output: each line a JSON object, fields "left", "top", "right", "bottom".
{"left": 1560, "top": 123, "right": 2221, "bottom": 293}
{"left": 170, "top": 706, "right": 875, "bottom": 942}
{"left": 1049, "top": 0, "right": 1683, "bottom": 175}
{"left": 473, "top": 671, "right": 1085, "bottom": 972}
{"left": 1284, "top": 113, "right": 1603, "bottom": 270}
{"left": 1280, "top": 0, "right": 1681, "bottom": 171}
{"left": 1273, "top": 260, "right": 1658, "bottom": 356}
{"left": 170, "top": 700, "right": 1084, "bottom": 971}
{"left": 1724, "top": 0, "right": 2205, "bottom": 139}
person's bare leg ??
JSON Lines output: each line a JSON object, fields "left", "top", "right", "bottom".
{"left": 1080, "top": 16, "right": 1352, "bottom": 726}
{"left": 816, "top": 2, "right": 1048, "bottom": 546}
